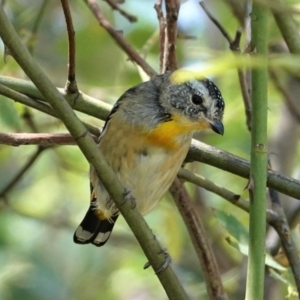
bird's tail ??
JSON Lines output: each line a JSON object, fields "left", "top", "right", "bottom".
{"left": 73, "top": 203, "right": 118, "bottom": 247}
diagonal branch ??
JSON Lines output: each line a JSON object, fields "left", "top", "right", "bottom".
{"left": 178, "top": 168, "right": 278, "bottom": 223}
{"left": 103, "top": 0, "right": 137, "bottom": 23}
{"left": 0, "top": 83, "right": 100, "bottom": 136}
{"left": 200, "top": 1, "right": 233, "bottom": 44}
{"left": 84, "top": 0, "right": 157, "bottom": 77}
{"left": 272, "top": 0, "right": 300, "bottom": 55}
{"left": 0, "top": 75, "right": 111, "bottom": 122}
{"left": 169, "top": 179, "right": 228, "bottom": 300}
{"left": 0, "top": 6, "right": 189, "bottom": 299}
{"left": 0, "top": 146, "right": 47, "bottom": 199}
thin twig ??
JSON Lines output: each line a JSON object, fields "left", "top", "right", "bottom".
{"left": 85, "top": 0, "right": 157, "bottom": 77}
{"left": 28, "top": 0, "right": 49, "bottom": 55}
{"left": 169, "top": 179, "right": 228, "bottom": 300}
{"left": 139, "top": 29, "right": 160, "bottom": 59}
{"left": 178, "top": 168, "right": 278, "bottom": 223}
{"left": 200, "top": 2, "right": 252, "bottom": 131}
{"left": 165, "top": 0, "right": 179, "bottom": 71}
{"left": 22, "top": 107, "right": 39, "bottom": 132}
{"left": 270, "top": 70, "right": 300, "bottom": 123}
{"left": 0, "top": 132, "right": 99, "bottom": 146}
{"left": 200, "top": 1, "right": 233, "bottom": 44}
{"left": 237, "top": 68, "right": 252, "bottom": 131}
{"left": 154, "top": 0, "right": 167, "bottom": 73}
{"left": 103, "top": 0, "right": 137, "bottom": 23}
{"left": 61, "top": 0, "right": 78, "bottom": 93}
{"left": 0, "top": 146, "right": 47, "bottom": 199}
{"left": 268, "top": 188, "right": 300, "bottom": 293}
{"left": 178, "top": 168, "right": 249, "bottom": 213}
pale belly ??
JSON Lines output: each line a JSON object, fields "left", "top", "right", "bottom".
{"left": 90, "top": 137, "right": 191, "bottom": 219}
{"left": 117, "top": 146, "right": 189, "bottom": 215}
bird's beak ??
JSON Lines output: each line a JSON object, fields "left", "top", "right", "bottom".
{"left": 209, "top": 119, "right": 224, "bottom": 135}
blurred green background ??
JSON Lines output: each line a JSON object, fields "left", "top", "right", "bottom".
{"left": 0, "top": 0, "right": 299, "bottom": 299}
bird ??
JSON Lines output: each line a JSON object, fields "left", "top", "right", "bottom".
{"left": 73, "top": 71, "right": 225, "bottom": 247}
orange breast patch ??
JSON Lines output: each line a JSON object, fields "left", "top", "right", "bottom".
{"left": 145, "top": 115, "right": 209, "bottom": 150}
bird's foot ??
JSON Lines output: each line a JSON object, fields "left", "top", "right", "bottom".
{"left": 120, "top": 188, "right": 136, "bottom": 209}
{"left": 144, "top": 248, "right": 172, "bottom": 274}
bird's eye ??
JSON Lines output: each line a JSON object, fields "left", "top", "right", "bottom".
{"left": 191, "top": 94, "right": 203, "bottom": 105}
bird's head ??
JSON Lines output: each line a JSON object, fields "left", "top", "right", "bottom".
{"left": 158, "top": 72, "right": 225, "bottom": 135}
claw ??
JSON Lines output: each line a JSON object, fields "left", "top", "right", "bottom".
{"left": 143, "top": 249, "right": 172, "bottom": 274}
{"left": 155, "top": 249, "right": 172, "bottom": 274}
{"left": 120, "top": 188, "right": 136, "bottom": 208}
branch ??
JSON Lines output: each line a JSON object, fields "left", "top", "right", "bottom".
{"left": 22, "top": 107, "right": 39, "bottom": 132}
{"left": 270, "top": 70, "right": 300, "bottom": 123}
{"left": 1, "top": 78, "right": 300, "bottom": 203}
{"left": 268, "top": 188, "right": 300, "bottom": 293}
{"left": 169, "top": 179, "right": 228, "bottom": 300}
{"left": 0, "top": 132, "right": 93, "bottom": 146}
{"left": 154, "top": 0, "right": 167, "bottom": 73}
{"left": 178, "top": 168, "right": 250, "bottom": 213}
{"left": 61, "top": 0, "right": 78, "bottom": 93}
{"left": 272, "top": 0, "right": 300, "bottom": 54}
{"left": 103, "top": 0, "right": 137, "bottom": 23}
{"left": 187, "top": 140, "right": 300, "bottom": 201}
{"left": 178, "top": 168, "right": 280, "bottom": 223}
{"left": 0, "top": 6, "right": 189, "bottom": 299}
{"left": 200, "top": 1, "right": 233, "bottom": 44}
{"left": 0, "top": 75, "right": 111, "bottom": 120}
{"left": 0, "top": 82, "right": 100, "bottom": 136}
{"left": 0, "top": 146, "right": 47, "bottom": 199}
{"left": 84, "top": 0, "right": 157, "bottom": 77}
{"left": 1, "top": 76, "right": 300, "bottom": 201}
{"left": 178, "top": 168, "right": 300, "bottom": 285}
{"left": 246, "top": 2, "right": 268, "bottom": 298}
{"left": 28, "top": 0, "right": 49, "bottom": 54}
{"left": 165, "top": 0, "right": 179, "bottom": 71}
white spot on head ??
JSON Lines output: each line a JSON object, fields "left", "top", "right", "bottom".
{"left": 187, "top": 79, "right": 209, "bottom": 98}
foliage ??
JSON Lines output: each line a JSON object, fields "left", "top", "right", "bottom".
{"left": 1, "top": 0, "right": 300, "bottom": 299}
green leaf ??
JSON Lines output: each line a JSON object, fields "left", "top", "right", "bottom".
{"left": 226, "top": 237, "right": 286, "bottom": 271}
{"left": 214, "top": 209, "right": 249, "bottom": 243}
{"left": 0, "top": 96, "right": 20, "bottom": 129}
